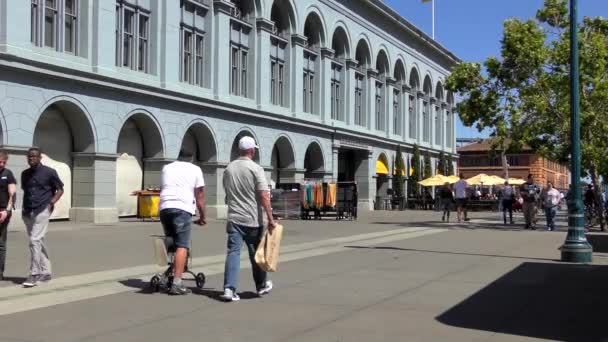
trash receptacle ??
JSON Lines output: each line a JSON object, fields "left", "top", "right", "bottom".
{"left": 135, "top": 190, "right": 160, "bottom": 220}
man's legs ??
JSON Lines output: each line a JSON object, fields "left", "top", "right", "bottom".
{"left": 242, "top": 226, "right": 268, "bottom": 292}
{"left": 23, "top": 209, "right": 52, "bottom": 286}
{"left": 523, "top": 202, "right": 532, "bottom": 228}
{"left": 223, "top": 222, "right": 244, "bottom": 292}
{"left": 0, "top": 215, "right": 9, "bottom": 278}
{"left": 160, "top": 209, "right": 192, "bottom": 295}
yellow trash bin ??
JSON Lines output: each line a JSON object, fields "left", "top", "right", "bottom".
{"left": 136, "top": 191, "right": 160, "bottom": 220}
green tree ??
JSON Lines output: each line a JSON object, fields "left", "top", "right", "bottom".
{"left": 447, "top": 156, "right": 455, "bottom": 176}
{"left": 410, "top": 144, "right": 421, "bottom": 197}
{"left": 446, "top": 0, "right": 608, "bottom": 229}
{"left": 437, "top": 151, "right": 447, "bottom": 175}
{"left": 423, "top": 152, "right": 432, "bottom": 179}
{"left": 394, "top": 145, "right": 406, "bottom": 199}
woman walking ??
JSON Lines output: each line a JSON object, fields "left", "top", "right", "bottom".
{"left": 501, "top": 181, "right": 514, "bottom": 225}
{"left": 440, "top": 182, "right": 454, "bottom": 222}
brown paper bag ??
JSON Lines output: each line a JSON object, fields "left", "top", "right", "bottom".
{"left": 255, "top": 224, "right": 284, "bottom": 272}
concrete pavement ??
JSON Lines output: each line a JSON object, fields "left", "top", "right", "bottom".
{"left": 0, "top": 209, "right": 606, "bottom": 341}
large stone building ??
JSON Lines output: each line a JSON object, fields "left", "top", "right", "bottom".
{"left": 458, "top": 139, "right": 570, "bottom": 190}
{"left": 0, "top": 0, "right": 459, "bottom": 224}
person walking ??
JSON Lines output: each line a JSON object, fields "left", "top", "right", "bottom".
{"left": 542, "top": 182, "right": 561, "bottom": 231}
{"left": 501, "top": 181, "right": 514, "bottom": 225}
{"left": 158, "top": 150, "right": 206, "bottom": 295}
{"left": 439, "top": 182, "right": 454, "bottom": 222}
{"left": 221, "top": 136, "right": 276, "bottom": 302}
{"left": 0, "top": 150, "right": 16, "bottom": 281}
{"left": 453, "top": 173, "right": 468, "bottom": 223}
{"left": 21, "top": 147, "right": 63, "bottom": 287}
{"left": 520, "top": 174, "right": 540, "bottom": 230}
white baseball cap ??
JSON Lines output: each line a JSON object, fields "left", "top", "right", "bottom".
{"left": 238, "top": 136, "right": 259, "bottom": 150}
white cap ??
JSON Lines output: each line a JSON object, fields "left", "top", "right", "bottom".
{"left": 238, "top": 136, "right": 259, "bottom": 150}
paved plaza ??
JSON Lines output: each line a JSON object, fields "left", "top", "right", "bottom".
{"left": 0, "top": 209, "right": 607, "bottom": 342}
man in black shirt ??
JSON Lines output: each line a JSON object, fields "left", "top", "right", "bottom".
{"left": 520, "top": 173, "right": 541, "bottom": 229}
{"left": 21, "top": 147, "right": 63, "bottom": 287}
{"left": 0, "top": 150, "right": 16, "bottom": 281}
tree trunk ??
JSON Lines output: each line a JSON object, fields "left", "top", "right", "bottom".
{"left": 590, "top": 165, "right": 605, "bottom": 231}
{"left": 501, "top": 149, "right": 509, "bottom": 179}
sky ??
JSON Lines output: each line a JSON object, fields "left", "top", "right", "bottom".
{"left": 384, "top": 0, "right": 608, "bottom": 139}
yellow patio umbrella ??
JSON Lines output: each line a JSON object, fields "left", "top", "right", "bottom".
{"left": 418, "top": 174, "right": 451, "bottom": 187}
{"left": 466, "top": 173, "right": 503, "bottom": 186}
{"left": 446, "top": 175, "right": 461, "bottom": 184}
{"left": 507, "top": 178, "right": 526, "bottom": 185}
{"left": 489, "top": 175, "right": 507, "bottom": 185}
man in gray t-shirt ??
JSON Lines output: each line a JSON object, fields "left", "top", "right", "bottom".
{"left": 221, "top": 136, "right": 277, "bottom": 302}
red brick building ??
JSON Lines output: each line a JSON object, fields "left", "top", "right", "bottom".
{"left": 457, "top": 139, "right": 570, "bottom": 190}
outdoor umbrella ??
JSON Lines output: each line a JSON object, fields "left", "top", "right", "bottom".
{"left": 465, "top": 173, "right": 501, "bottom": 186}
{"left": 418, "top": 174, "right": 451, "bottom": 187}
{"left": 507, "top": 178, "right": 526, "bottom": 185}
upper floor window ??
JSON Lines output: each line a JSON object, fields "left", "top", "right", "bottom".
{"left": 230, "top": 21, "right": 250, "bottom": 97}
{"left": 181, "top": 0, "right": 208, "bottom": 86}
{"left": 354, "top": 72, "right": 365, "bottom": 126}
{"left": 393, "top": 89, "right": 401, "bottom": 135}
{"left": 303, "top": 50, "right": 317, "bottom": 114}
{"left": 31, "top": 0, "right": 79, "bottom": 55}
{"left": 115, "top": 1, "right": 150, "bottom": 73}
{"left": 375, "top": 82, "right": 385, "bottom": 131}
{"left": 270, "top": 37, "right": 287, "bottom": 107}
{"left": 330, "top": 63, "right": 342, "bottom": 121}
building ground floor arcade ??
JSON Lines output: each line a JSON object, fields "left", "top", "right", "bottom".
{"left": 0, "top": 68, "right": 454, "bottom": 227}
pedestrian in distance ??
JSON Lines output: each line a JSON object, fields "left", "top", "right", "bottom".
{"left": 439, "top": 182, "right": 454, "bottom": 222}
{"left": 21, "top": 147, "right": 64, "bottom": 287}
{"left": 158, "top": 150, "right": 207, "bottom": 295}
{"left": 221, "top": 136, "right": 276, "bottom": 302}
{"left": 501, "top": 181, "right": 515, "bottom": 225}
{"left": 542, "top": 182, "right": 561, "bottom": 231}
{"left": 520, "top": 174, "right": 540, "bottom": 230}
{"left": 0, "top": 150, "right": 17, "bottom": 281}
{"left": 453, "top": 173, "right": 468, "bottom": 223}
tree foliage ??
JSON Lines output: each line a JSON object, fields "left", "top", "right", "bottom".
{"left": 394, "top": 145, "right": 405, "bottom": 198}
{"left": 423, "top": 152, "right": 432, "bottom": 179}
{"left": 410, "top": 144, "right": 421, "bottom": 197}
{"left": 446, "top": 0, "right": 608, "bottom": 226}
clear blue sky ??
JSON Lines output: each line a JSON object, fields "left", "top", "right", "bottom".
{"left": 385, "top": 0, "right": 607, "bottom": 139}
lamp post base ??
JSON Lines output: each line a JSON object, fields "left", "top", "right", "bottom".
{"left": 560, "top": 241, "right": 593, "bottom": 263}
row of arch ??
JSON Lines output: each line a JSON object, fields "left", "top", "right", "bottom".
{"left": 230, "top": 0, "right": 453, "bottom": 100}
{"left": 24, "top": 97, "right": 326, "bottom": 219}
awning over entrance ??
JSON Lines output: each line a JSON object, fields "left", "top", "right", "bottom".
{"left": 376, "top": 159, "right": 389, "bottom": 175}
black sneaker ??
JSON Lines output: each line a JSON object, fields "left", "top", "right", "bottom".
{"left": 23, "top": 275, "right": 40, "bottom": 288}
{"left": 167, "top": 283, "right": 191, "bottom": 295}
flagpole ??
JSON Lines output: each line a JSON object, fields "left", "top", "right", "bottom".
{"left": 432, "top": 0, "right": 435, "bottom": 39}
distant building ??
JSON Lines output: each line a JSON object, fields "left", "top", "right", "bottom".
{"left": 457, "top": 139, "right": 570, "bottom": 190}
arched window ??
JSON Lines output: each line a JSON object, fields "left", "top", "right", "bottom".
{"left": 330, "top": 26, "right": 349, "bottom": 122}
{"left": 375, "top": 50, "right": 389, "bottom": 132}
{"left": 423, "top": 76, "right": 433, "bottom": 143}
{"left": 408, "top": 68, "right": 420, "bottom": 139}
{"left": 435, "top": 83, "right": 444, "bottom": 145}
{"left": 180, "top": 0, "right": 209, "bottom": 87}
{"left": 393, "top": 60, "right": 406, "bottom": 136}
{"left": 302, "top": 13, "right": 324, "bottom": 114}
{"left": 269, "top": 0, "right": 294, "bottom": 108}
{"left": 229, "top": 0, "right": 254, "bottom": 97}
{"left": 354, "top": 39, "right": 371, "bottom": 127}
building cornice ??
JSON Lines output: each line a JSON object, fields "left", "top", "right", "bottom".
{"left": 291, "top": 34, "right": 308, "bottom": 47}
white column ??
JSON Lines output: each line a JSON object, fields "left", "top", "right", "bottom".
{"left": 386, "top": 81, "right": 395, "bottom": 138}
{"left": 291, "top": 34, "right": 307, "bottom": 116}
{"left": 417, "top": 91, "right": 425, "bottom": 145}
{"left": 368, "top": 69, "right": 379, "bottom": 132}
{"left": 159, "top": 1, "right": 181, "bottom": 86}
{"left": 91, "top": 1, "right": 118, "bottom": 72}
{"left": 213, "top": 2, "right": 234, "bottom": 99}
{"left": 345, "top": 59, "right": 357, "bottom": 127}
{"left": 320, "top": 48, "right": 335, "bottom": 123}
{"left": 255, "top": 19, "right": 274, "bottom": 107}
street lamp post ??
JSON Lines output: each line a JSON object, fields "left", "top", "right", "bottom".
{"left": 560, "top": 0, "right": 592, "bottom": 262}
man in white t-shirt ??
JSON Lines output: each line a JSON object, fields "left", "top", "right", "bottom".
{"left": 159, "top": 150, "right": 206, "bottom": 295}
{"left": 453, "top": 173, "right": 468, "bottom": 223}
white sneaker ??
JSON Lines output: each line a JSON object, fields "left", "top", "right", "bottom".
{"left": 257, "top": 280, "right": 273, "bottom": 296}
{"left": 221, "top": 288, "right": 240, "bottom": 302}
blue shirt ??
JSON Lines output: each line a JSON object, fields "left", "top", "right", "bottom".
{"left": 21, "top": 164, "right": 64, "bottom": 216}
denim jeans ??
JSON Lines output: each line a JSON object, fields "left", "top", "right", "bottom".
{"left": 545, "top": 206, "right": 558, "bottom": 230}
{"left": 223, "top": 221, "right": 267, "bottom": 292}
{"left": 159, "top": 208, "right": 193, "bottom": 249}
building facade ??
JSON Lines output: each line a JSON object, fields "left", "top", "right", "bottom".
{"left": 458, "top": 139, "right": 570, "bottom": 190}
{"left": 0, "top": 0, "right": 458, "bottom": 224}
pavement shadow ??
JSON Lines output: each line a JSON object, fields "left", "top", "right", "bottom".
{"left": 586, "top": 234, "right": 608, "bottom": 254}
{"left": 193, "top": 288, "right": 259, "bottom": 302}
{"left": 119, "top": 279, "right": 157, "bottom": 294}
{"left": 436, "top": 262, "right": 608, "bottom": 341}
{"left": 344, "top": 246, "right": 558, "bottom": 262}
{"left": 0, "top": 276, "right": 26, "bottom": 285}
